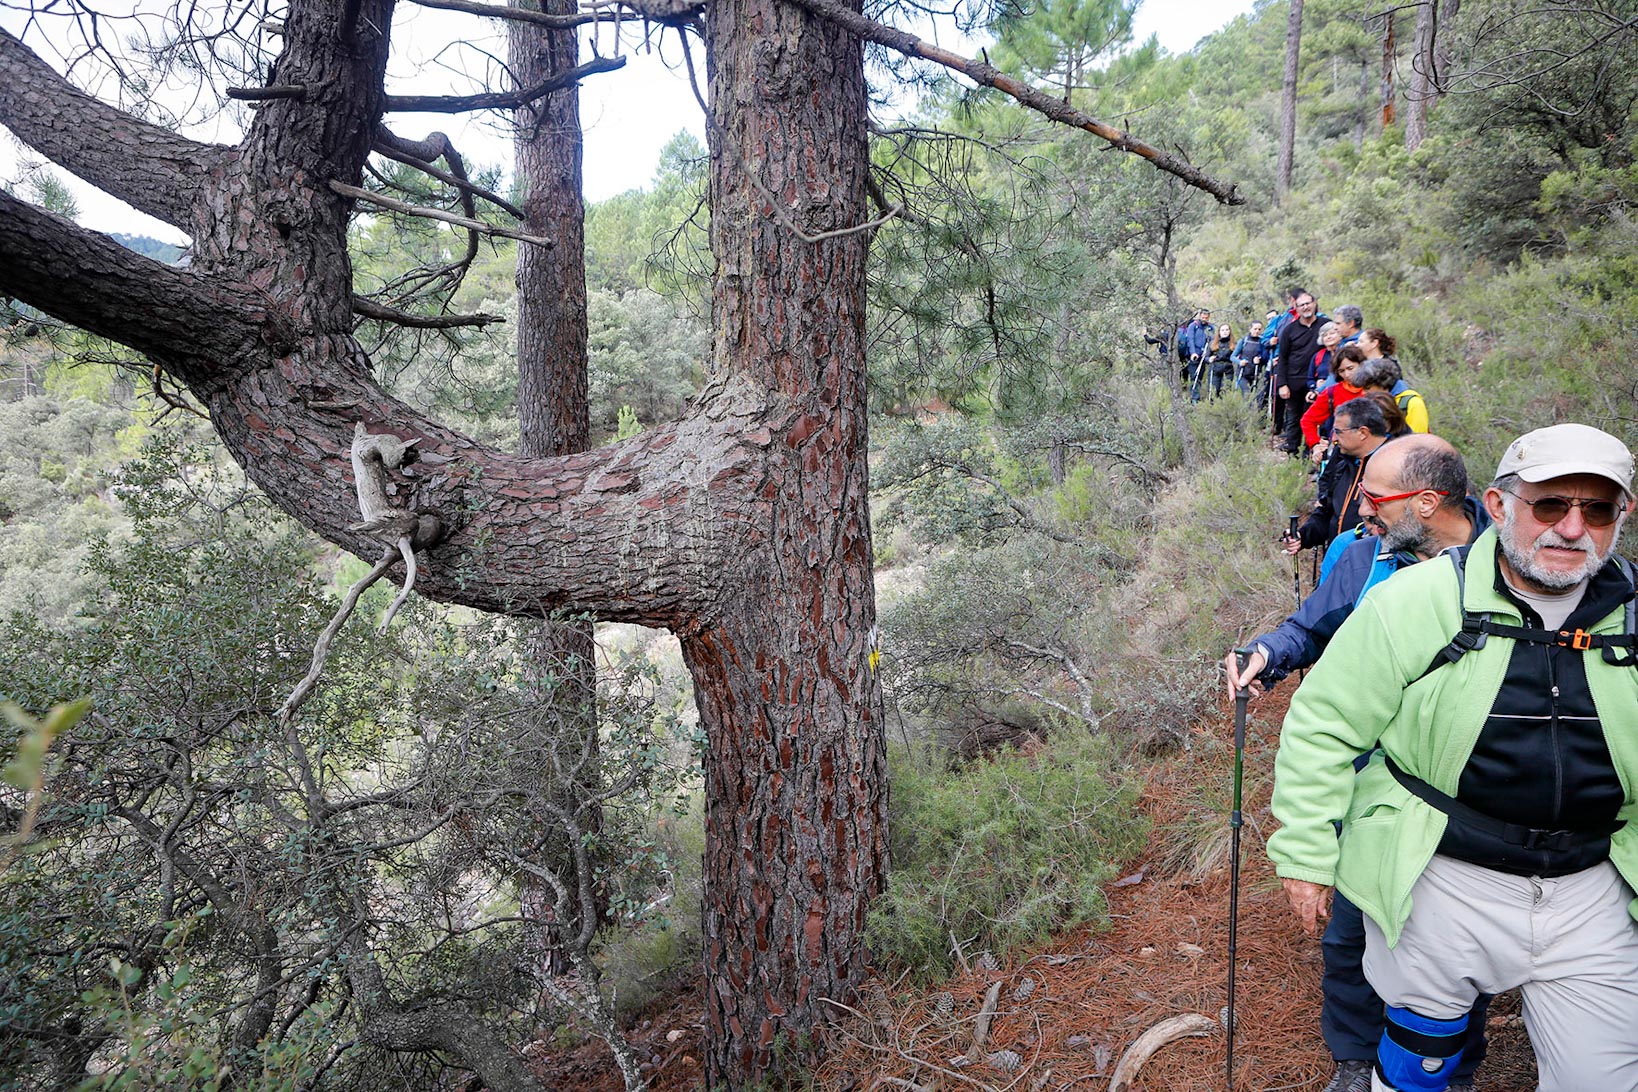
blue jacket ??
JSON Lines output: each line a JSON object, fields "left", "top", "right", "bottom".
{"left": 1231, "top": 334, "right": 1263, "bottom": 365}
{"left": 1177, "top": 319, "right": 1213, "bottom": 360}
{"left": 1250, "top": 496, "right": 1492, "bottom": 686}
{"left": 1261, "top": 310, "right": 1293, "bottom": 353}
{"left": 1232, "top": 334, "right": 1264, "bottom": 380}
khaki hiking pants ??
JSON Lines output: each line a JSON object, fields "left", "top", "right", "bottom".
{"left": 1363, "top": 854, "right": 1638, "bottom": 1092}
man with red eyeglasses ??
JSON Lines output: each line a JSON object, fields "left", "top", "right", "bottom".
{"left": 1270, "top": 424, "right": 1638, "bottom": 1092}
{"left": 1227, "top": 434, "right": 1491, "bottom": 1092}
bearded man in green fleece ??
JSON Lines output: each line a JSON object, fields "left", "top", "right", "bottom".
{"left": 1268, "top": 423, "right": 1638, "bottom": 1092}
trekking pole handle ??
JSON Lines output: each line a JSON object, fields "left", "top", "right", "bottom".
{"left": 1231, "top": 648, "right": 1253, "bottom": 753}
{"left": 1286, "top": 513, "right": 1299, "bottom": 540}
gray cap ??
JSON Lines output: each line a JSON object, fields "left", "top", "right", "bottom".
{"left": 1495, "top": 424, "right": 1634, "bottom": 497}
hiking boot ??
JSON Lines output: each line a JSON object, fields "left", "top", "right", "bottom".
{"left": 1320, "top": 1059, "right": 1373, "bottom": 1092}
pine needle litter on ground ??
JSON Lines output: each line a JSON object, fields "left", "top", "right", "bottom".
{"left": 813, "top": 689, "right": 1539, "bottom": 1092}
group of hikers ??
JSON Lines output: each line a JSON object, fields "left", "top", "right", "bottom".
{"left": 1147, "top": 287, "right": 1428, "bottom": 466}
{"left": 1210, "top": 331, "right": 1638, "bottom": 1092}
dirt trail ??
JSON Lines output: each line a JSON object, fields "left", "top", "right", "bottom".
{"left": 538, "top": 691, "right": 1542, "bottom": 1091}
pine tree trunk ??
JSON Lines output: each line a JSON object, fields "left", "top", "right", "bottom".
{"left": 1380, "top": 12, "right": 1396, "bottom": 130}
{"left": 696, "top": 0, "right": 889, "bottom": 1081}
{"left": 1434, "top": 0, "right": 1459, "bottom": 96}
{"left": 510, "top": 0, "right": 601, "bottom": 981}
{"left": 1405, "top": 0, "right": 1434, "bottom": 150}
{"left": 1354, "top": 59, "right": 1369, "bottom": 150}
{"left": 1276, "top": 0, "right": 1304, "bottom": 202}
{"left": 1155, "top": 221, "right": 1199, "bottom": 469}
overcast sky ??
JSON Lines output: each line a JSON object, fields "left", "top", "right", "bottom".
{"left": 2, "top": 0, "right": 1255, "bottom": 243}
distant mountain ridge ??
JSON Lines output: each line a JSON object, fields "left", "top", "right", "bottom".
{"left": 111, "top": 233, "right": 184, "bottom": 264}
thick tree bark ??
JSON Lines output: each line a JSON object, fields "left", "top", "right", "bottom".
{"left": 1433, "top": 0, "right": 1460, "bottom": 91}
{"left": 0, "top": 30, "right": 225, "bottom": 228}
{"left": 509, "top": 0, "right": 603, "bottom": 983}
{"left": 695, "top": 0, "right": 888, "bottom": 1082}
{"left": 513, "top": 2, "right": 589, "bottom": 462}
{"left": 1276, "top": 0, "right": 1304, "bottom": 203}
{"left": 1406, "top": 0, "right": 1435, "bottom": 149}
{"left": 0, "top": 0, "right": 1226, "bottom": 1082}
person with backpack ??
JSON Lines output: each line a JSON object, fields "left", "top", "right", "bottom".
{"left": 1310, "top": 321, "right": 1342, "bottom": 395}
{"left": 1233, "top": 320, "right": 1266, "bottom": 398}
{"left": 1177, "top": 309, "right": 1213, "bottom": 401}
{"left": 1287, "top": 393, "right": 1401, "bottom": 552}
{"left": 1357, "top": 329, "right": 1430, "bottom": 433}
{"left": 1269, "top": 424, "right": 1638, "bottom": 1092}
{"left": 1265, "top": 293, "right": 1298, "bottom": 435}
{"left": 1275, "top": 289, "right": 1329, "bottom": 455}
{"left": 1226, "top": 435, "right": 1493, "bottom": 1092}
{"left": 1302, "top": 344, "right": 1367, "bottom": 456}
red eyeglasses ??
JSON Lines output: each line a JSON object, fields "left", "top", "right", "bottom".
{"left": 1359, "top": 487, "right": 1450, "bottom": 508}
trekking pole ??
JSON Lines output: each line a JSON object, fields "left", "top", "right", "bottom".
{"left": 1288, "top": 515, "right": 1307, "bottom": 682}
{"left": 1227, "top": 648, "right": 1253, "bottom": 1091}
{"left": 1287, "top": 514, "right": 1301, "bottom": 609}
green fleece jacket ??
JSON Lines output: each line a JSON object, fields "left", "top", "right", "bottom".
{"left": 1267, "top": 528, "right": 1638, "bottom": 946}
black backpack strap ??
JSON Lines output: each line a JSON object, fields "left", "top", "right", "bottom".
{"left": 1384, "top": 754, "right": 1624, "bottom": 851}
{"left": 1603, "top": 556, "right": 1638, "bottom": 668}
{"left": 1414, "top": 549, "right": 1638, "bottom": 681}
{"left": 1414, "top": 547, "right": 1487, "bottom": 683}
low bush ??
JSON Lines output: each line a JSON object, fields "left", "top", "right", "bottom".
{"left": 865, "top": 731, "right": 1148, "bottom": 978}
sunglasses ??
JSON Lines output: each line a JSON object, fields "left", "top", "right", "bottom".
{"left": 1359, "top": 487, "right": 1449, "bottom": 507}
{"left": 1504, "top": 490, "right": 1626, "bottom": 528}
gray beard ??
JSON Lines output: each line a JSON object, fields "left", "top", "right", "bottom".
{"left": 1498, "top": 517, "right": 1605, "bottom": 591}
{"left": 1381, "top": 507, "right": 1434, "bottom": 555}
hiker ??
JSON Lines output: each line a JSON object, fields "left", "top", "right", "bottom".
{"left": 1302, "top": 344, "right": 1367, "bottom": 455}
{"left": 1208, "top": 322, "right": 1237, "bottom": 398}
{"left": 1275, "top": 289, "right": 1327, "bottom": 454}
{"left": 1233, "top": 321, "right": 1266, "bottom": 397}
{"left": 1269, "top": 423, "right": 1638, "bottom": 1092}
{"left": 1265, "top": 292, "right": 1299, "bottom": 434}
{"left": 1142, "top": 323, "right": 1173, "bottom": 363}
{"left": 1309, "top": 321, "right": 1342, "bottom": 395}
{"left": 1334, "top": 303, "right": 1364, "bottom": 349}
{"left": 1229, "top": 436, "right": 1493, "bottom": 1092}
{"left": 1354, "top": 344, "right": 1430, "bottom": 434}
{"left": 1286, "top": 394, "right": 1399, "bottom": 552}
{"left": 1178, "top": 309, "right": 1214, "bottom": 401}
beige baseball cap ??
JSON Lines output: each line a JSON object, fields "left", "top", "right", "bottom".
{"left": 1495, "top": 424, "right": 1634, "bottom": 497}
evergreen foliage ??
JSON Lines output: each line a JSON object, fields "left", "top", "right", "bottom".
{"left": 5, "top": 0, "right": 1638, "bottom": 1079}
{"left": 864, "top": 733, "right": 1147, "bottom": 977}
{"left": 0, "top": 431, "right": 695, "bottom": 1089}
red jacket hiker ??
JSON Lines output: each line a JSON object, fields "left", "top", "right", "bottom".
{"left": 1301, "top": 382, "right": 1365, "bottom": 449}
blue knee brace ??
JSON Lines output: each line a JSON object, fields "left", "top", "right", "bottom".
{"left": 1375, "top": 1006, "right": 1467, "bottom": 1092}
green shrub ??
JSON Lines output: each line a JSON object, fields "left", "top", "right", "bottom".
{"left": 865, "top": 731, "right": 1148, "bottom": 978}
{"left": 596, "top": 794, "right": 706, "bottom": 1020}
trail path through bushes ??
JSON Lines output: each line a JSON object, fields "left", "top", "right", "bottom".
{"left": 538, "top": 690, "right": 1543, "bottom": 1091}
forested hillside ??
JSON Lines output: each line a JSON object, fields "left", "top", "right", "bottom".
{"left": 2, "top": 0, "right": 1635, "bottom": 1089}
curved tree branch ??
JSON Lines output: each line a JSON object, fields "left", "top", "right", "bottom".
{"left": 352, "top": 296, "right": 507, "bottom": 328}
{"left": 0, "top": 191, "right": 291, "bottom": 390}
{"left": 374, "top": 126, "right": 527, "bottom": 220}
{"left": 408, "top": 0, "right": 606, "bottom": 27}
{"left": 0, "top": 28, "right": 229, "bottom": 229}
{"left": 330, "top": 180, "right": 554, "bottom": 246}
{"left": 779, "top": 0, "right": 1245, "bottom": 205}
{"left": 384, "top": 55, "right": 627, "bottom": 113}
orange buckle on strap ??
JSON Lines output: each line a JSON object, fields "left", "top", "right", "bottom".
{"left": 1564, "top": 629, "right": 1594, "bottom": 651}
